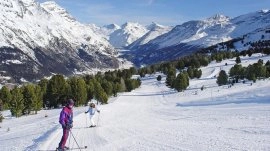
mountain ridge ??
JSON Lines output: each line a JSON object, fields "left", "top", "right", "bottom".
{"left": 125, "top": 9, "right": 270, "bottom": 65}
{"left": 0, "top": 0, "right": 120, "bottom": 83}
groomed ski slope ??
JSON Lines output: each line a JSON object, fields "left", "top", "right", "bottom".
{"left": 0, "top": 54, "right": 270, "bottom": 151}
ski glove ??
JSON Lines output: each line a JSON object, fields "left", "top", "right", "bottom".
{"left": 63, "top": 123, "right": 73, "bottom": 129}
{"left": 67, "top": 123, "right": 73, "bottom": 129}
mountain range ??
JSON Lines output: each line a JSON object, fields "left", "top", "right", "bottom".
{"left": 0, "top": 0, "right": 270, "bottom": 83}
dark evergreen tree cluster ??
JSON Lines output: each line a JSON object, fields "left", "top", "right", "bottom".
{"left": 228, "top": 60, "right": 270, "bottom": 84}
{"left": 0, "top": 67, "right": 141, "bottom": 117}
{"left": 199, "top": 37, "right": 270, "bottom": 56}
{"left": 210, "top": 51, "right": 238, "bottom": 63}
{"left": 136, "top": 54, "right": 209, "bottom": 91}
{"left": 0, "top": 84, "right": 44, "bottom": 117}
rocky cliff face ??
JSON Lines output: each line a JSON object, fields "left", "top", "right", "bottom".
{"left": 0, "top": 0, "right": 119, "bottom": 83}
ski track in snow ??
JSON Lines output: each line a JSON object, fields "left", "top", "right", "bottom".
{"left": 0, "top": 54, "right": 270, "bottom": 151}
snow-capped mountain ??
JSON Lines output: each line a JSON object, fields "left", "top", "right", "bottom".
{"left": 127, "top": 10, "right": 270, "bottom": 65}
{"left": 127, "top": 22, "right": 172, "bottom": 50}
{"left": 88, "top": 23, "right": 120, "bottom": 41}
{"left": 109, "top": 22, "right": 149, "bottom": 48}
{"left": 0, "top": 0, "right": 119, "bottom": 83}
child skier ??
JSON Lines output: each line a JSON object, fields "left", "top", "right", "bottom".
{"left": 85, "top": 102, "right": 100, "bottom": 127}
{"left": 57, "top": 99, "right": 74, "bottom": 151}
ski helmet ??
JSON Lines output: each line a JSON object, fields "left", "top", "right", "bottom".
{"left": 90, "top": 103, "right": 95, "bottom": 108}
{"left": 67, "top": 99, "right": 74, "bottom": 106}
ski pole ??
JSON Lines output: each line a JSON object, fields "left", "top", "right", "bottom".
{"left": 68, "top": 130, "right": 71, "bottom": 148}
{"left": 97, "top": 112, "right": 100, "bottom": 127}
{"left": 69, "top": 129, "right": 82, "bottom": 151}
{"left": 85, "top": 113, "right": 88, "bottom": 128}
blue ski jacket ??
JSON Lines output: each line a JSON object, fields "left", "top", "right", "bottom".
{"left": 85, "top": 107, "right": 100, "bottom": 115}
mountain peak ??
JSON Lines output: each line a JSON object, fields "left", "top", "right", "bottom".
{"left": 40, "top": 1, "right": 58, "bottom": 7}
{"left": 260, "top": 9, "right": 269, "bottom": 13}
{"left": 22, "top": 0, "right": 36, "bottom": 5}
{"left": 41, "top": 1, "right": 76, "bottom": 22}
{"left": 103, "top": 23, "right": 120, "bottom": 30}
{"left": 147, "top": 22, "right": 165, "bottom": 30}
{"left": 205, "top": 14, "right": 230, "bottom": 23}
{"left": 121, "top": 22, "right": 141, "bottom": 28}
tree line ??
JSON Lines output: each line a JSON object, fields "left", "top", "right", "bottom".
{"left": 138, "top": 49, "right": 270, "bottom": 92}
{"left": 0, "top": 68, "right": 141, "bottom": 118}
{"left": 217, "top": 59, "right": 270, "bottom": 86}
{"left": 137, "top": 54, "right": 209, "bottom": 92}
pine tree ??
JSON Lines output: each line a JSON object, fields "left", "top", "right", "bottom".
{"left": 0, "top": 86, "right": 12, "bottom": 110}
{"left": 157, "top": 75, "right": 162, "bottom": 81}
{"left": 76, "top": 78, "right": 87, "bottom": 105}
{"left": 94, "top": 81, "right": 106, "bottom": 104}
{"left": 120, "top": 78, "right": 126, "bottom": 92}
{"left": 217, "top": 70, "right": 228, "bottom": 86}
{"left": 0, "top": 99, "right": 3, "bottom": 111}
{"left": 38, "top": 79, "right": 48, "bottom": 107}
{"left": 236, "top": 56, "right": 241, "bottom": 64}
{"left": 10, "top": 87, "right": 24, "bottom": 117}
{"left": 99, "top": 92, "right": 108, "bottom": 104}
{"left": 187, "top": 67, "right": 194, "bottom": 79}
{"left": 176, "top": 60, "right": 185, "bottom": 70}
{"left": 45, "top": 75, "right": 68, "bottom": 108}
{"left": 68, "top": 77, "right": 87, "bottom": 106}
{"left": 125, "top": 79, "right": 134, "bottom": 92}
{"left": 166, "top": 68, "right": 176, "bottom": 87}
{"left": 183, "top": 71, "right": 190, "bottom": 86}
{"left": 229, "top": 64, "right": 245, "bottom": 79}
{"left": 266, "top": 60, "right": 270, "bottom": 66}
{"left": 22, "top": 84, "right": 36, "bottom": 115}
{"left": 112, "top": 83, "right": 121, "bottom": 97}
{"left": 86, "top": 81, "right": 95, "bottom": 100}
{"left": 101, "top": 80, "right": 113, "bottom": 96}
{"left": 174, "top": 73, "right": 189, "bottom": 92}
{"left": 194, "top": 69, "right": 202, "bottom": 78}
{"left": 0, "top": 110, "right": 3, "bottom": 122}
{"left": 32, "top": 85, "right": 43, "bottom": 114}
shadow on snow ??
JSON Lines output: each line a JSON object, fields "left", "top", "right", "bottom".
{"left": 176, "top": 95, "right": 270, "bottom": 107}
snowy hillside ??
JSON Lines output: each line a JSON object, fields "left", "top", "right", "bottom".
{"left": 1, "top": 54, "right": 270, "bottom": 151}
{"left": 127, "top": 10, "right": 270, "bottom": 65}
{"left": 109, "top": 22, "right": 149, "bottom": 48}
{"left": 88, "top": 23, "right": 121, "bottom": 41}
{"left": 0, "top": 0, "right": 120, "bottom": 82}
{"left": 127, "top": 22, "right": 172, "bottom": 50}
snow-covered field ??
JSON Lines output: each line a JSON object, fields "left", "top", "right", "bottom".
{"left": 0, "top": 54, "right": 270, "bottom": 151}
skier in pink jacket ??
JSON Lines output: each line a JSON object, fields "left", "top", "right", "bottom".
{"left": 57, "top": 99, "right": 74, "bottom": 151}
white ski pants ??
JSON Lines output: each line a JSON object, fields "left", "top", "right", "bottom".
{"left": 89, "top": 115, "right": 95, "bottom": 126}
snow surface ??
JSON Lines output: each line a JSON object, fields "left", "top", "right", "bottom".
{"left": 0, "top": 54, "right": 270, "bottom": 151}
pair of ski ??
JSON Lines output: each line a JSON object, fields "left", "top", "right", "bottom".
{"left": 56, "top": 146, "right": 87, "bottom": 151}
{"left": 38, "top": 146, "right": 87, "bottom": 151}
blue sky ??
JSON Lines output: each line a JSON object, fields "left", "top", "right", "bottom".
{"left": 37, "top": 0, "right": 270, "bottom": 26}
